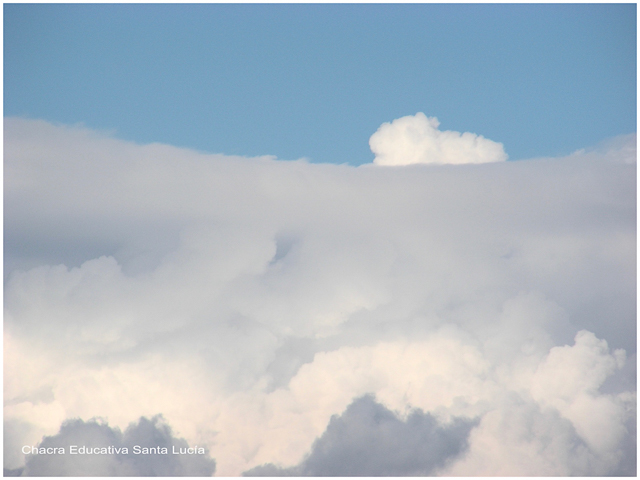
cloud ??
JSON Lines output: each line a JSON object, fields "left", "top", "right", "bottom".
{"left": 16, "top": 416, "right": 215, "bottom": 476}
{"left": 243, "top": 395, "right": 477, "bottom": 476}
{"left": 369, "top": 112, "right": 508, "bottom": 165}
{"left": 442, "top": 330, "right": 636, "bottom": 476}
{"left": 3, "top": 118, "right": 636, "bottom": 475}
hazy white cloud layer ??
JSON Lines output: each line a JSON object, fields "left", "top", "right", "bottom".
{"left": 370, "top": 112, "right": 508, "bottom": 165}
{"left": 4, "top": 117, "right": 636, "bottom": 476}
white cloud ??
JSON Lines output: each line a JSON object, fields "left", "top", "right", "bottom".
{"left": 369, "top": 112, "right": 508, "bottom": 165}
{"left": 3, "top": 118, "right": 636, "bottom": 476}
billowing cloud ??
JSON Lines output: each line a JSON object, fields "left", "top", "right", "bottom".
{"left": 10, "top": 416, "right": 215, "bottom": 477}
{"left": 3, "top": 117, "right": 636, "bottom": 476}
{"left": 369, "top": 112, "right": 508, "bottom": 165}
{"left": 243, "top": 395, "right": 477, "bottom": 476}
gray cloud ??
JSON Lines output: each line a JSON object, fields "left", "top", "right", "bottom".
{"left": 244, "top": 395, "right": 477, "bottom": 476}
{"left": 3, "top": 117, "right": 635, "bottom": 476}
{"left": 18, "top": 416, "right": 215, "bottom": 476}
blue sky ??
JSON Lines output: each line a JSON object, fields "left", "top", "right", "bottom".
{"left": 4, "top": 3, "right": 637, "bottom": 165}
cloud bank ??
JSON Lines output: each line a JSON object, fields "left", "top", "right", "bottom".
{"left": 370, "top": 112, "right": 508, "bottom": 165}
{"left": 4, "top": 117, "right": 636, "bottom": 476}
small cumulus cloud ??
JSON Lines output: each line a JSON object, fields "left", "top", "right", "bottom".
{"left": 369, "top": 112, "right": 508, "bottom": 165}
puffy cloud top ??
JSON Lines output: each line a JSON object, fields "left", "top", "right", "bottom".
{"left": 370, "top": 112, "right": 508, "bottom": 165}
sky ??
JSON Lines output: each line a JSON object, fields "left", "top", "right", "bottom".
{"left": 3, "top": 3, "right": 637, "bottom": 478}
{"left": 3, "top": 3, "right": 637, "bottom": 165}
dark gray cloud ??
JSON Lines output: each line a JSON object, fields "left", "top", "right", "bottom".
{"left": 3, "top": 468, "right": 24, "bottom": 477}
{"left": 19, "top": 416, "right": 215, "bottom": 476}
{"left": 244, "top": 395, "right": 477, "bottom": 476}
